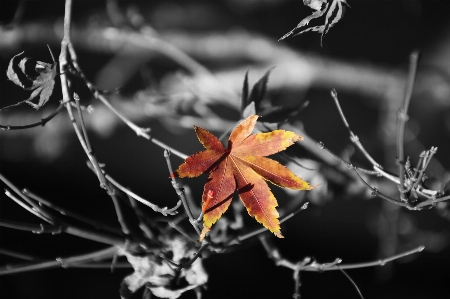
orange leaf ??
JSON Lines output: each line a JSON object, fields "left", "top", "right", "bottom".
{"left": 173, "top": 115, "right": 314, "bottom": 238}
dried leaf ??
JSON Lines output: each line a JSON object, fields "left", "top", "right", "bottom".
{"left": 279, "top": 0, "right": 349, "bottom": 44}
{"left": 120, "top": 237, "right": 207, "bottom": 299}
{"left": 3, "top": 51, "right": 57, "bottom": 111}
{"left": 173, "top": 115, "right": 314, "bottom": 238}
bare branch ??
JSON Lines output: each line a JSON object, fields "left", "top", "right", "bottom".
{"left": 127, "top": 194, "right": 155, "bottom": 239}
{"left": 0, "top": 102, "right": 64, "bottom": 130}
{"left": 1, "top": 178, "right": 125, "bottom": 246}
{"left": 4, "top": 189, "right": 51, "bottom": 222}
{"left": 23, "top": 189, "right": 123, "bottom": 235}
{"left": 0, "top": 246, "right": 118, "bottom": 275}
{"left": 100, "top": 169, "right": 181, "bottom": 215}
{"left": 336, "top": 266, "right": 365, "bottom": 299}
{"left": 0, "top": 219, "right": 59, "bottom": 234}
{"left": 1, "top": 173, "right": 56, "bottom": 223}
{"left": 330, "top": 89, "right": 381, "bottom": 169}
{"left": 229, "top": 202, "right": 309, "bottom": 245}
{"left": 261, "top": 233, "right": 424, "bottom": 272}
{"left": 109, "top": 191, "right": 131, "bottom": 235}
{"left": 318, "top": 142, "right": 413, "bottom": 209}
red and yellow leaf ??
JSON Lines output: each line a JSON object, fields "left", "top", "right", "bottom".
{"left": 172, "top": 115, "right": 314, "bottom": 239}
{"left": 231, "top": 157, "right": 283, "bottom": 238}
{"left": 201, "top": 156, "right": 236, "bottom": 228}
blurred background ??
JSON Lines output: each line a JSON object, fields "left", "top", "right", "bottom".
{"left": 1, "top": 0, "right": 450, "bottom": 298}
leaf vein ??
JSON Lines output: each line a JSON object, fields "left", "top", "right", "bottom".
{"left": 229, "top": 155, "right": 276, "bottom": 229}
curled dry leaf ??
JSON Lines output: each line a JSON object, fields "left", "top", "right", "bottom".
{"left": 279, "top": 0, "right": 350, "bottom": 44}
{"left": 3, "top": 51, "right": 57, "bottom": 111}
{"left": 173, "top": 115, "right": 314, "bottom": 239}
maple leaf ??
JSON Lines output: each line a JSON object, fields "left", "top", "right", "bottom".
{"left": 3, "top": 49, "right": 57, "bottom": 111}
{"left": 279, "top": 0, "right": 350, "bottom": 45}
{"left": 173, "top": 115, "right": 314, "bottom": 239}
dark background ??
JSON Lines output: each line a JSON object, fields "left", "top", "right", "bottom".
{"left": 1, "top": 1, "right": 450, "bottom": 298}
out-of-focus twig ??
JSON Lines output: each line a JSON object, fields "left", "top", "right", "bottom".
{"left": 397, "top": 51, "right": 420, "bottom": 201}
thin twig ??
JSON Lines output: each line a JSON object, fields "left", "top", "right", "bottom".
{"left": 0, "top": 102, "right": 64, "bottom": 130}
{"left": 4, "top": 189, "right": 50, "bottom": 222}
{"left": 261, "top": 233, "right": 424, "bottom": 273}
{"left": 168, "top": 221, "right": 199, "bottom": 244}
{"left": 127, "top": 194, "right": 154, "bottom": 239}
{"left": 336, "top": 266, "right": 365, "bottom": 299}
{"left": 0, "top": 173, "right": 56, "bottom": 223}
{"left": 0, "top": 246, "right": 118, "bottom": 275}
{"left": 109, "top": 192, "right": 130, "bottom": 235}
{"left": 1, "top": 206, "right": 125, "bottom": 245}
{"left": 67, "top": 55, "right": 137, "bottom": 236}
{"left": 164, "top": 149, "right": 201, "bottom": 235}
{"left": 415, "top": 194, "right": 450, "bottom": 209}
{"left": 65, "top": 100, "right": 110, "bottom": 189}
{"left": 0, "top": 219, "right": 60, "bottom": 234}
{"left": 318, "top": 142, "right": 414, "bottom": 209}
{"left": 73, "top": 93, "right": 93, "bottom": 152}
{"left": 330, "top": 89, "right": 381, "bottom": 169}
{"left": 23, "top": 189, "right": 123, "bottom": 235}
{"left": 60, "top": 0, "right": 110, "bottom": 190}
{"left": 67, "top": 43, "right": 188, "bottom": 160}
{"left": 306, "top": 246, "right": 425, "bottom": 271}
{"left": 229, "top": 202, "right": 309, "bottom": 244}
{"left": 1, "top": 173, "right": 125, "bottom": 245}
{"left": 175, "top": 241, "right": 210, "bottom": 271}
{"left": 70, "top": 262, "right": 131, "bottom": 268}
{"left": 396, "top": 51, "right": 420, "bottom": 201}
{"left": 100, "top": 170, "right": 181, "bottom": 215}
